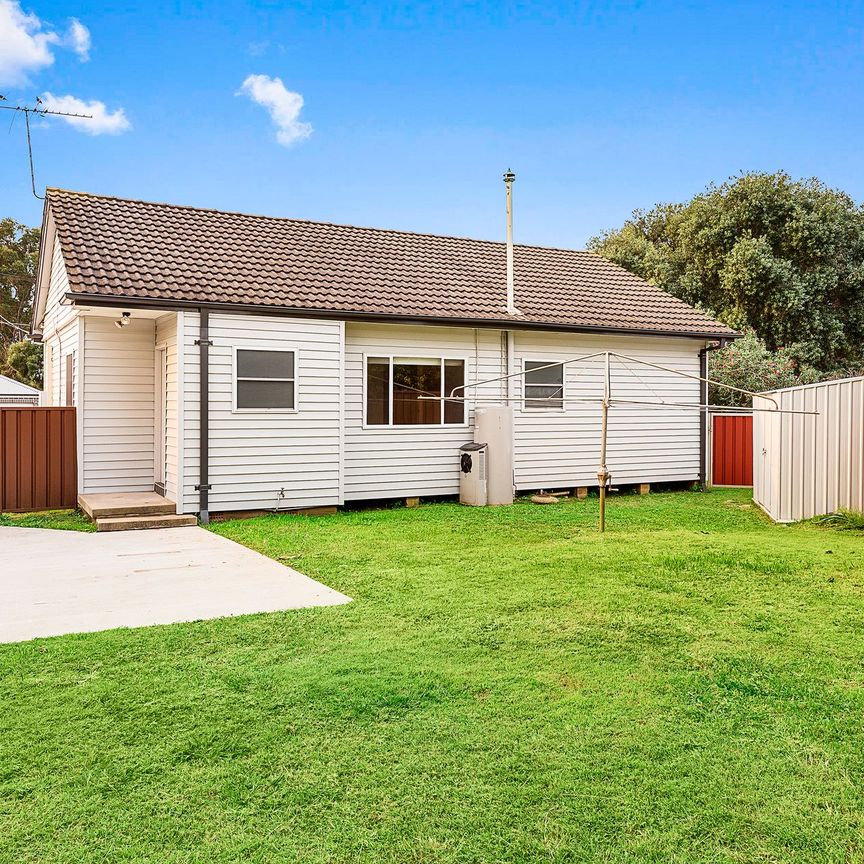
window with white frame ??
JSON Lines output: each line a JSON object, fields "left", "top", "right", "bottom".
{"left": 366, "top": 356, "right": 465, "bottom": 426}
{"left": 524, "top": 360, "right": 564, "bottom": 409}
{"left": 234, "top": 348, "right": 296, "bottom": 410}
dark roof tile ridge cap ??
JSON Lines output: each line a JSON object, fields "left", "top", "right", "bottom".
{"left": 45, "top": 187, "right": 607, "bottom": 257}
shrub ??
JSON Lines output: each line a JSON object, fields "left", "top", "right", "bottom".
{"left": 708, "top": 331, "right": 819, "bottom": 406}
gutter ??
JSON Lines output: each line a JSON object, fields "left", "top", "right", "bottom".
{"left": 64, "top": 292, "right": 740, "bottom": 343}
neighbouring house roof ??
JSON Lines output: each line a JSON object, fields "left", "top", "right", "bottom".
{"left": 44, "top": 188, "right": 737, "bottom": 339}
{"left": 0, "top": 374, "right": 40, "bottom": 395}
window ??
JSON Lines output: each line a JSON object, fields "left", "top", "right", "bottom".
{"left": 524, "top": 360, "right": 564, "bottom": 409}
{"left": 64, "top": 354, "right": 74, "bottom": 406}
{"left": 366, "top": 356, "right": 465, "bottom": 426}
{"left": 234, "top": 348, "right": 296, "bottom": 410}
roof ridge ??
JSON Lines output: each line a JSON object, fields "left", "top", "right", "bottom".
{"left": 43, "top": 188, "right": 738, "bottom": 338}
{"left": 45, "top": 187, "right": 602, "bottom": 256}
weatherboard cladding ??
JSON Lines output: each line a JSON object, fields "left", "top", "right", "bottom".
{"left": 46, "top": 188, "right": 735, "bottom": 338}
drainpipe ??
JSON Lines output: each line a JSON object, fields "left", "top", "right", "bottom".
{"left": 698, "top": 340, "right": 723, "bottom": 489}
{"left": 196, "top": 308, "right": 212, "bottom": 523}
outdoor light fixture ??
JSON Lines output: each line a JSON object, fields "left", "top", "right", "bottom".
{"left": 115, "top": 312, "right": 131, "bottom": 329}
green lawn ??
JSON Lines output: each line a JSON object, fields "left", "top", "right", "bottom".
{"left": 3, "top": 490, "right": 864, "bottom": 863}
{"left": 0, "top": 508, "right": 94, "bottom": 531}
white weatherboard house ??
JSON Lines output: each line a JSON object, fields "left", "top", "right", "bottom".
{"left": 32, "top": 189, "right": 736, "bottom": 522}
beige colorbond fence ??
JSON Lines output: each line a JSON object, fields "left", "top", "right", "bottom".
{"left": 753, "top": 377, "right": 864, "bottom": 522}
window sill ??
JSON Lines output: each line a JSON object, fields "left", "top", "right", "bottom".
{"left": 360, "top": 422, "right": 470, "bottom": 432}
{"left": 231, "top": 408, "right": 299, "bottom": 414}
{"left": 520, "top": 407, "right": 567, "bottom": 413}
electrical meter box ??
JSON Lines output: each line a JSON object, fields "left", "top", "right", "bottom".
{"left": 459, "top": 442, "right": 487, "bottom": 506}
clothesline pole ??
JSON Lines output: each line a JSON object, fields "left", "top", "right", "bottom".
{"left": 598, "top": 351, "right": 611, "bottom": 533}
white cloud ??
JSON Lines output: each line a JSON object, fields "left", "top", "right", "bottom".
{"left": 0, "top": 2, "right": 93, "bottom": 85}
{"left": 239, "top": 73, "right": 312, "bottom": 147}
{"left": 40, "top": 92, "right": 131, "bottom": 135}
{"left": 66, "top": 17, "right": 90, "bottom": 61}
{"left": 0, "top": 0, "right": 59, "bottom": 86}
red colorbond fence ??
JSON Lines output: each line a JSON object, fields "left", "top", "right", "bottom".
{"left": 0, "top": 407, "right": 77, "bottom": 512}
{"left": 711, "top": 413, "right": 753, "bottom": 487}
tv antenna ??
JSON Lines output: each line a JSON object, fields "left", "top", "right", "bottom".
{"left": 0, "top": 97, "right": 93, "bottom": 200}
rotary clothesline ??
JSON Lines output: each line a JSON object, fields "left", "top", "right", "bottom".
{"left": 419, "top": 350, "right": 817, "bottom": 531}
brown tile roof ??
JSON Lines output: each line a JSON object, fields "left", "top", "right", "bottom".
{"left": 46, "top": 188, "right": 736, "bottom": 338}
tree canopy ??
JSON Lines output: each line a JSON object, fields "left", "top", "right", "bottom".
{"left": 2, "top": 339, "right": 43, "bottom": 389}
{"left": 0, "top": 219, "right": 41, "bottom": 387}
{"left": 588, "top": 172, "right": 864, "bottom": 373}
{"left": 707, "top": 331, "right": 820, "bottom": 407}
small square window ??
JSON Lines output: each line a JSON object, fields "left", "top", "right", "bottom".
{"left": 524, "top": 360, "right": 564, "bottom": 409}
{"left": 235, "top": 348, "right": 296, "bottom": 410}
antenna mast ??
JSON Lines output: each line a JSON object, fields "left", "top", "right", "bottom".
{"left": 0, "top": 99, "right": 94, "bottom": 200}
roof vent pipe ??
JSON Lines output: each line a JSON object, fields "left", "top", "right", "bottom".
{"left": 503, "top": 169, "right": 517, "bottom": 315}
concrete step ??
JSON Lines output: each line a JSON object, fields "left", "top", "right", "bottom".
{"left": 96, "top": 514, "right": 198, "bottom": 532}
{"left": 79, "top": 492, "right": 176, "bottom": 520}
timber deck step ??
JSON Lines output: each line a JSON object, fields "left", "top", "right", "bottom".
{"left": 79, "top": 492, "right": 196, "bottom": 530}
{"left": 95, "top": 514, "right": 198, "bottom": 532}
{"left": 79, "top": 492, "right": 177, "bottom": 520}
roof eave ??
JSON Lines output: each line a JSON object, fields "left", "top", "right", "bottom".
{"left": 65, "top": 291, "right": 740, "bottom": 342}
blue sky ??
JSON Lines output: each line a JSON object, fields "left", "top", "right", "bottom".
{"left": 3, "top": 0, "right": 864, "bottom": 247}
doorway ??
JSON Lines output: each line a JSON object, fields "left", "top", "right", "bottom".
{"left": 154, "top": 346, "right": 167, "bottom": 496}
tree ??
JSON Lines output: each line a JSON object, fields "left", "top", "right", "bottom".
{"left": 708, "top": 331, "right": 819, "bottom": 407}
{"left": 2, "top": 339, "right": 43, "bottom": 389}
{"left": 0, "top": 219, "right": 41, "bottom": 379}
{"left": 588, "top": 172, "right": 864, "bottom": 372}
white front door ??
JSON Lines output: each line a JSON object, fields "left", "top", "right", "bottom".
{"left": 155, "top": 347, "right": 167, "bottom": 495}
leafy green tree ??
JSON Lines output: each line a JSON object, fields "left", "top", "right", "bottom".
{"left": 1, "top": 219, "right": 40, "bottom": 378}
{"left": 2, "top": 339, "right": 43, "bottom": 389}
{"left": 708, "top": 331, "right": 819, "bottom": 407}
{"left": 589, "top": 172, "right": 864, "bottom": 372}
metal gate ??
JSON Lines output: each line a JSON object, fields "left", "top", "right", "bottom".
{"left": 0, "top": 407, "right": 77, "bottom": 512}
{"left": 710, "top": 412, "right": 753, "bottom": 487}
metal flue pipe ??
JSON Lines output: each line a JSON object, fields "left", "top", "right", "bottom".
{"left": 504, "top": 170, "right": 517, "bottom": 314}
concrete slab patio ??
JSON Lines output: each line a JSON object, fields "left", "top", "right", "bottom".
{"left": 1, "top": 525, "right": 351, "bottom": 643}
